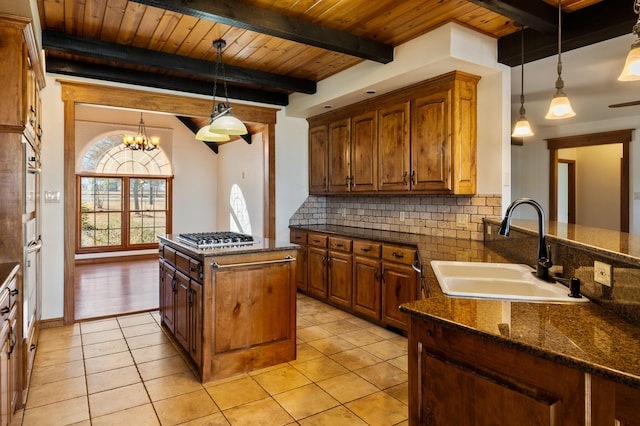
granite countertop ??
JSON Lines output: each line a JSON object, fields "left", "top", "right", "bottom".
{"left": 291, "top": 224, "right": 640, "bottom": 389}
{"left": 158, "top": 234, "right": 298, "bottom": 258}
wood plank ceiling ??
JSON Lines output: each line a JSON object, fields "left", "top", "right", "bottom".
{"left": 36, "top": 0, "right": 631, "bottom": 109}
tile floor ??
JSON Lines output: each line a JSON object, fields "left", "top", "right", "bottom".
{"left": 18, "top": 294, "right": 409, "bottom": 425}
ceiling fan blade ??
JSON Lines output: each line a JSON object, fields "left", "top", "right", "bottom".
{"left": 608, "top": 100, "right": 640, "bottom": 108}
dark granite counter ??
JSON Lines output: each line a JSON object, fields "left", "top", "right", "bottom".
{"left": 291, "top": 224, "right": 640, "bottom": 389}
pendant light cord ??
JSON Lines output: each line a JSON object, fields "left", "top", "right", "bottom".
{"left": 519, "top": 26, "right": 526, "bottom": 116}
{"left": 555, "top": 0, "right": 564, "bottom": 91}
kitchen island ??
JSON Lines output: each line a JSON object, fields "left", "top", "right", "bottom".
{"left": 158, "top": 234, "right": 298, "bottom": 383}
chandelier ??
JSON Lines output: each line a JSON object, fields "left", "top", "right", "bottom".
{"left": 196, "top": 39, "right": 248, "bottom": 141}
{"left": 123, "top": 112, "right": 160, "bottom": 151}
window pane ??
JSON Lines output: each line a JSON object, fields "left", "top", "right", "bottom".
{"left": 130, "top": 211, "right": 165, "bottom": 245}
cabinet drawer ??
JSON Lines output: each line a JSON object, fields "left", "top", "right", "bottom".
{"left": 189, "top": 259, "right": 203, "bottom": 282}
{"left": 353, "top": 240, "right": 381, "bottom": 258}
{"left": 382, "top": 245, "right": 416, "bottom": 265}
{"left": 0, "top": 288, "right": 10, "bottom": 321}
{"left": 308, "top": 233, "right": 328, "bottom": 247}
{"left": 290, "top": 230, "right": 307, "bottom": 245}
{"left": 329, "top": 237, "right": 352, "bottom": 252}
{"left": 175, "top": 251, "right": 191, "bottom": 274}
{"left": 163, "top": 245, "right": 176, "bottom": 266}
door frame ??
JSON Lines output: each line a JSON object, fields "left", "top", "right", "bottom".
{"left": 546, "top": 129, "right": 631, "bottom": 233}
{"left": 557, "top": 159, "right": 576, "bottom": 224}
{"left": 60, "top": 80, "right": 278, "bottom": 325}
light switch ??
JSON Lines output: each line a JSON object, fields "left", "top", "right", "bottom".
{"left": 44, "top": 190, "right": 61, "bottom": 203}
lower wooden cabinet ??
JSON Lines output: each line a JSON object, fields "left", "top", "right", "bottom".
{"left": 0, "top": 267, "right": 19, "bottom": 426}
{"left": 290, "top": 230, "right": 308, "bottom": 292}
{"left": 353, "top": 255, "right": 381, "bottom": 321}
{"left": 382, "top": 261, "right": 416, "bottom": 330}
{"left": 327, "top": 250, "right": 352, "bottom": 308}
{"left": 307, "top": 246, "right": 328, "bottom": 299}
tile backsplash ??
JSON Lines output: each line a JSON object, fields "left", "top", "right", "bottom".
{"left": 289, "top": 194, "right": 502, "bottom": 241}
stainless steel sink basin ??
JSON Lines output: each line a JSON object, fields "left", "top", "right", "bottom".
{"left": 430, "top": 261, "right": 589, "bottom": 303}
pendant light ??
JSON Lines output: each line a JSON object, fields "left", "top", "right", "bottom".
{"left": 545, "top": 0, "right": 576, "bottom": 120}
{"left": 512, "top": 26, "right": 534, "bottom": 138}
{"left": 618, "top": 0, "right": 640, "bottom": 81}
{"left": 210, "top": 39, "right": 247, "bottom": 136}
{"left": 123, "top": 112, "right": 160, "bottom": 151}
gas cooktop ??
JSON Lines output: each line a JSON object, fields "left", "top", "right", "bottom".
{"left": 177, "top": 231, "right": 255, "bottom": 249}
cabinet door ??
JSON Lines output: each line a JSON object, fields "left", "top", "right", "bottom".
{"left": 378, "top": 101, "right": 410, "bottom": 191}
{"left": 160, "top": 263, "right": 177, "bottom": 333}
{"left": 411, "top": 89, "right": 452, "bottom": 192}
{"left": 174, "top": 270, "right": 190, "bottom": 350}
{"left": 353, "top": 256, "right": 381, "bottom": 321}
{"left": 188, "top": 282, "right": 202, "bottom": 366}
{"left": 307, "top": 246, "right": 327, "bottom": 299}
{"left": 7, "top": 305, "right": 17, "bottom": 415}
{"left": 327, "top": 250, "right": 352, "bottom": 308}
{"left": 328, "top": 118, "right": 351, "bottom": 193}
{"left": 382, "top": 262, "right": 417, "bottom": 330}
{"left": 0, "top": 319, "right": 9, "bottom": 426}
{"left": 290, "top": 231, "right": 308, "bottom": 292}
{"left": 309, "top": 124, "right": 329, "bottom": 194}
{"left": 351, "top": 111, "right": 377, "bottom": 192}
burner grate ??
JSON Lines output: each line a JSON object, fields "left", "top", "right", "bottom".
{"left": 177, "top": 231, "right": 254, "bottom": 249}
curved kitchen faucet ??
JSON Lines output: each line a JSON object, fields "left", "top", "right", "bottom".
{"left": 498, "top": 198, "right": 553, "bottom": 281}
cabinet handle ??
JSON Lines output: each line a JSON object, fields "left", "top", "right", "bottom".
{"left": 392, "top": 252, "right": 404, "bottom": 259}
{"left": 313, "top": 239, "right": 321, "bottom": 243}
{"left": 403, "top": 171, "right": 408, "bottom": 186}
{"left": 171, "top": 276, "right": 177, "bottom": 293}
{"left": 374, "top": 268, "right": 380, "bottom": 281}
{"left": 345, "top": 176, "right": 350, "bottom": 188}
{"left": 0, "top": 307, "right": 9, "bottom": 316}
{"left": 9, "top": 289, "right": 18, "bottom": 296}
{"left": 411, "top": 170, "right": 416, "bottom": 185}
{"left": 381, "top": 267, "right": 385, "bottom": 282}
{"left": 335, "top": 243, "right": 344, "bottom": 247}
{"left": 188, "top": 288, "right": 193, "bottom": 306}
{"left": 361, "top": 247, "right": 371, "bottom": 252}
{"left": 8, "top": 328, "right": 16, "bottom": 357}
{"left": 30, "top": 344, "right": 36, "bottom": 351}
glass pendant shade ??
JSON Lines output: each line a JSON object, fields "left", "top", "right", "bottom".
{"left": 545, "top": 91, "right": 576, "bottom": 119}
{"left": 512, "top": 117, "right": 534, "bottom": 137}
{"left": 619, "top": 40, "right": 640, "bottom": 81}
{"left": 209, "top": 112, "right": 248, "bottom": 136}
{"left": 195, "top": 121, "right": 231, "bottom": 142}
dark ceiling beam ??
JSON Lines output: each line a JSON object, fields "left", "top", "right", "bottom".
{"left": 45, "top": 57, "right": 289, "bottom": 106}
{"left": 177, "top": 116, "right": 219, "bottom": 154}
{"left": 42, "top": 31, "right": 315, "bottom": 95}
{"left": 130, "top": 0, "right": 393, "bottom": 63}
{"left": 467, "top": 0, "right": 557, "bottom": 35}
{"left": 498, "top": 0, "right": 636, "bottom": 67}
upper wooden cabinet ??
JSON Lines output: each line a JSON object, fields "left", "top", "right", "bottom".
{"left": 307, "top": 71, "right": 480, "bottom": 195}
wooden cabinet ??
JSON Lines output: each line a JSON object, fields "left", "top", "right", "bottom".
{"left": 353, "top": 241, "right": 382, "bottom": 321}
{"left": 290, "top": 230, "right": 308, "bottom": 292}
{"left": 382, "top": 245, "right": 418, "bottom": 330}
{"left": 327, "top": 237, "right": 353, "bottom": 308}
{"left": 309, "top": 124, "right": 329, "bottom": 193}
{"left": 307, "top": 71, "right": 479, "bottom": 195}
{"left": 307, "top": 233, "right": 328, "bottom": 299}
{"left": 0, "top": 266, "right": 19, "bottom": 426}
{"left": 407, "top": 317, "right": 588, "bottom": 425}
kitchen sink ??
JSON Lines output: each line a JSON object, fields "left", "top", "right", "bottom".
{"left": 430, "top": 261, "right": 589, "bottom": 303}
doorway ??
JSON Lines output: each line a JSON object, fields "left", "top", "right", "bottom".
{"left": 557, "top": 159, "right": 575, "bottom": 224}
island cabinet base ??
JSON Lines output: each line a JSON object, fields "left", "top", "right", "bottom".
{"left": 159, "top": 239, "right": 297, "bottom": 383}
{"left": 407, "top": 317, "right": 586, "bottom": 425}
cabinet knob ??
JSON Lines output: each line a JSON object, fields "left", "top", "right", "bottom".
{"left": 392, "top": 252, "right": 404, "bottom": 258}
{"left": 361, "top": 247, "right": 371, "bottom": 252}
{"left": 9, "top": 289, "right": 19, "bottom": 296}
{"left": 0, "top": 307, "right": 9, "bottom": 316}
{"left": 403, "top": 171, "right": 408, "bottom": 186}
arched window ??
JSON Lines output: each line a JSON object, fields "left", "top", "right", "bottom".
{"left": 229, "top": 184, "right": 252, "bottom": 235}
{"left": 77, "top": 133, "right": 173, "bottom": 253}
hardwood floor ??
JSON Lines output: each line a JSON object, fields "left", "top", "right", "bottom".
{"left": 75, "top": 258, "right": 159, "bottom": 320}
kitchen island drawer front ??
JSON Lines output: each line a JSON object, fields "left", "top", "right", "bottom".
{"left": 290, "top": 230, "right": 307, "bottom": 245}
{"left": 353, "top": 240, "right": 381, "bottom": 258}
{"left": 382, "top": 245, "right": 416, "bottom": 265}
{"left": 162, "top": 245, "right": 177, "bottom": 266}
{"left": 189, "top": 258, "right": 203, "bottom": 282}
{"left": 175, "top": 251, "right": 192, "bottom": 275}
{"left": 308, "top": 233, "right": 328, "bottom": 247}
{"left": 329, "top": 237, "right": 352, "bottom": 252}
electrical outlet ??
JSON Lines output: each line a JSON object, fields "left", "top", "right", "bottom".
{"left": 456, "top": 214, "right": 469, "bottom": 228}
{"left": 594, "top": 260, "right": 612, "bottom": 287}
{"left": 400, "top": 211, "right": 405, "bottom": 222}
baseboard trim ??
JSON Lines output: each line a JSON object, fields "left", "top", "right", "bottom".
{"left": 39, "top": 317, "right": 65, "bottom": 329}
{"left": 75, "top": 253, "right": 158, "bottom": 265}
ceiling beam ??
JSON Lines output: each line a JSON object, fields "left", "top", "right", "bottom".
{"left": 176, "top": 116, "right": 219, "bottom": 154}
{"left": 467, "top": 0, "right": 557, "bottom": 35}
{"left": 130, "top": 0, "right": 394, "bottom": 64}
{"left": 42, "top": 31, "right": 315, "bottom": 95}
{"left": 46, "top": 56, "right": 289, "bottom": 106}
{"left": 498, "top": 0, "right": 636, "bottom": 66}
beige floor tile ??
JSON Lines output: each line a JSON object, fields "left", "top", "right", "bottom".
{"left": 87, "top": 365, "right": 141, "bottom": 394}
{"left": 339, "top": 329, "right": 385, "bottom": 346}
{"left": 84, "top": 350, "right": 134, "bottom": 375}
{"left": 131, "top": 342, "right": 178, "bottom": 364}
{"left": 252, "top": 365, "right": 311, "bottom": 395}
{"left": 316, "top": 372, "right": 379, "bottom": 403}
{"left": 80, "top": 319, "right": 120, "bottom": 334}
{"left": 117, "top": 312, "right": 156, "bottom": 328}
{"left": 345, "top": 316, "right": 375, "bottom": 329}
{"left": 289, "top": 342, "right": 324, "bottom": 364}
{"left": 144, "top": 370, "right": 203, "bottom": 402}
{"left": 296, "top": 317, "right": 313, "bottom": 329}
{"left": 223, "top": 397, "right": 294, "bottom": 426}
{"left": 247, "top": 362, "right": 289, "bottom": 377}
{"left": 362, "top": 340, "right": 407, "bottom": 360}
{"left": 318, "top": 319, "right": 365, "bottom": 335}
{"left": 386, "top": 382, "right": 409, "bottom": 405}
{"left": 355, "top": 362, "right": 407, "bottom": 390}
{"left": 22, "top": 396, "right": 89, "bottom": 426}
{"left": 389, "top": 335, "right": 408, "bottom": 349}
{"left": 273, "top": 383, "right": 339, "bottom": 420}
{"left": 82, "top": 339, "right": 129, "bottom": 359}
{"left": 88, "top": 382, "right": 150, "bottom": 418}
{"left": 154, "top": 389, "right": 219, "bottom": 425}
{"left": 26, "top": 376, "right": 87, "bottom": 408}
{"left": 91, "top": 403, "right": 160, "bottom": 426}
{"left": 364, "top": 326, "right": 400, "bottom": 340}
{"left": 81, "top": 328, "right": 124, "bottom": 346}
{"left": 38, "top": 324, "right": 80, "bottom": 342}
{"left": 303, "top": 311, "right": 342, "bottom": 324}
{"left": 121, "top": 322, "right": 161, "bottom": 338}
{"left": 33, "top": 346, "right": 83, "bottom": 368}
{"left": 297, "top": 325, "right": 333, "bottom": 342}
{"left": 298, "top": 405, "right": 368, "bottom": 426}
{"left": 30, "top": 360, "right": 85, "bottom": 386}
{"left": 125, "top": 331, "right": 170, "bottom": 349}
{"left": 292, "top": 357, "right": 348, "bottom": 382}
{"left": 178, "top": 412, "right": 230, "bottom": 425}
{"left": 137, "top": 355, "right": 190, "bottom": 381}
{"left": 206, "top": 376, "right": 268, "bottom": 410}
{"left": 388, "top": 354, "right": 409, "bottom": 372}
{"left": 324, "top": 308, "right": 355, "bottom": 319}
{"left": 330, "top": 347, "right": 383, "bottom": 371}
{"left": 307, "top": 336, "right": 356, "bottom": 356}
{"left": 345, "top": 391, "right": 408, "bottom": 426}
{"left": 36, "top": 334, "right": 82, "bottom": 353}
